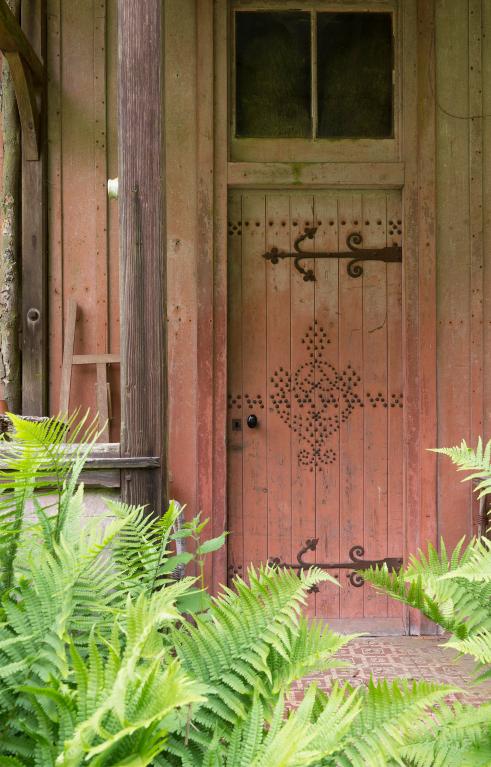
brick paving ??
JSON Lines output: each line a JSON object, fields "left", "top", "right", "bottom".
{"left": 290, "top": 636, "right": 491, "bottom": 706}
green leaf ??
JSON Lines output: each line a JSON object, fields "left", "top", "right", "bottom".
{"left": 197, "top": 533, "right": 227, "bottom": 555}
{"left": 172, "top": 529, "right": 195, "bottom": 540}
{"left": 177, "top": 589, "right": 212, "bottom": 614}
{"left": 160, "top": 552, "right": 194, "bottom": 574}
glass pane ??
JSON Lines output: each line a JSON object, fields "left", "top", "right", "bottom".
{"left": 235, "top": 11, "right": 311, "bottom": 138}
{"left": 317, "top": 13, "right": 393, "bottom": 138}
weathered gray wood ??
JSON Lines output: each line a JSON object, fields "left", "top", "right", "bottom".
{"left": 79, "top": 469, "right": 120, "bottom": 488}
{"left": 119, "top": 0, "right": 166, "bottom": 512}
{"left": 84, "top": 455, "right": 160, "bottom": 470}
{"left": 21, "top": 0, "right": 47, "bottom": 416}
{"left": 0, "top": 0, "right": 21, "bottom": 414}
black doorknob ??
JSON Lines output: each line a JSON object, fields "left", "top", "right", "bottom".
{"left": 247, "top": 414, "right": 258, "bottom": 429}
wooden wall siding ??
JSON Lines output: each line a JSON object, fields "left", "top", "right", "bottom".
{"left": 485, "top": 1, "right": 491, "bottom": 449}
{"left": 164, "top": 0, "right": 199, "bottom": 528}
{"left": 227, "top": 190, "right": 404, "bottom": 624}
{"left": 47, "top": 0, "right": 120, "bottom": 438}
{"left": 436, "top": 0, "right": 489, "bottom": 549}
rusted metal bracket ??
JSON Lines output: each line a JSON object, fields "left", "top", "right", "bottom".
{"left": 0, "top": 0, "right": 44, "bottom": 160}
{"left": 263, "top": 227, "right": 402, "bottom": 282}
{"left": 269, "top": 538, "right": 403, "bottom": 590}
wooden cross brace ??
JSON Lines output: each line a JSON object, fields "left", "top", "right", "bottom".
{"left": 0, "top": 0, "right": 44, "bottom": 160}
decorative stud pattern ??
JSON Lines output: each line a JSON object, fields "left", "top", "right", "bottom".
{"left": 366, "top": 392, "right": 404, "bottom": 409}
{"left": 270, "top": 323, "right": 364, "bottom": 471}
{"left": 228, "top": 393, "right": 265, "bottom": 411}
{"left": 227, "top": 563, "right": 243, "bottom": 578}
{"left": 388, "top": 218, "right": 402, "bottom": 237}
{"left": 228, "top": 394, "right": 242, "bottom": 410}
{"left": 227, "top": 220, "right": 242, "bottom": 237}
{"left": 245, "top": 393, "right": 264, "bottom": 410}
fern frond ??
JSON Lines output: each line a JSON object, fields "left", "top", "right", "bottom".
{"left": 363, "top": 537, "right": 491, "bottom": 640}
{"left": 173, "top": 565, "right": 335, "bottom": 735}
{"left": 432, "top": 438, "right": 491, "bottom": 500}
{"left": 324, "top": 678, "right": 459, "bottom": 767}
{"left": 439, "top": 536, "right": 491, "bottom": 582}
{"left": 400, "top": 701, "right": 491, "bottom": 767}
{"left": 270, "top": 617, "right": 356, "bottom": 693}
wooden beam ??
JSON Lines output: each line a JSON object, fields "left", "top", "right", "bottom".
{"left": 119, "top": 0, "right": 166, "bottom": 512}
{"left": 0, "top": 0, "right": 43, "bottom": 81}
{"left": 228, "top": 162, "right": 405, "bottom": 189}
{"left": 4, "top": 50, "right": 39, "bottom": 159}
{"left": 21, "top": 0, "right": 47, "bottom": 416}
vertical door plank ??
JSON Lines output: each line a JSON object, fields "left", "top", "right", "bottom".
{"left": 338, "top": 193, "right": 364, "bottom": 618}
{"left": 265, "top": 194, "right": 292, "bottom": 567}
{"left": 241, "top": 194, "right": 268, "bottom": 570}
{"left": 386, "top": 192, "right": 404, "bottom": 620}
{"left": 290, "top": 194, "right": 316, "bottom": 616}
{"left": 313, "top": 193, "right": 340, "bottom": 618}
{"left": 362, "top": 193, "right": 388, "bottom": 618}
{"left": 227, "top": 192, "right": 244, "bottom": 581}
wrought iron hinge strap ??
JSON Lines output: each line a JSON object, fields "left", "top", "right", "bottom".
{"left": 269, "top": 538, "right": 403, "bottom": 589}
{"left": 263, "top": 227, "right": 402, "bottom": 282}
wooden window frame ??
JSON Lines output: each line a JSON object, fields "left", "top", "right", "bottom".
{"left": 230, "top": 0, "right": 402, "bottom": 163}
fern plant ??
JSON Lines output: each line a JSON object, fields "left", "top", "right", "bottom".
{"left": 362, "top": 438, "right": 491, "bottom": 766}
{"left": 431, "top": 437, "right": 491, "bottom": 501}
{"left": 0, "top": 415, "right": 473, "bottom": 766}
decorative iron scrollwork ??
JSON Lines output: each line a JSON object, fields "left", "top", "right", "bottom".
{"left": 263, "top": 227, "right": 402, "bottom": 282}
{"left": 269, "top": 537, "right": 403, "bottom": 590}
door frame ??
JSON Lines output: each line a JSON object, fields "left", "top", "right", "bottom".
{"left": 192, "top": 0, "right": 437, "bottom": 633}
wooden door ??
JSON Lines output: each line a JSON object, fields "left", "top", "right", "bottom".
{"left": 227, "top": 190, "right": 405, "bottom": 632}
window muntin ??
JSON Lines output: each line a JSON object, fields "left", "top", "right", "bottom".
{"left": 234, "top": 9, "right": 394, "bottom": 141}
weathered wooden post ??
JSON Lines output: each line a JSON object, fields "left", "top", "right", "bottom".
{"left": 118, "top": 1, "right": 167, "bottom": 512}
{"left": 0, "top": 0, "right": 21, "bottom": 413}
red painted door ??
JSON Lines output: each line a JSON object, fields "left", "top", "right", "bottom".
{"left": 227, "top": 190, "right": 404, "bottom": 632}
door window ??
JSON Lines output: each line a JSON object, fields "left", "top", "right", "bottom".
{"left": 235, "top": 10, "right": 394, "bottom": 140}
{"left": 231, "top": 4, "right": 398, "bottom": 162}
{"left": 317, "top": 13, "right": 393, "bottom": 138}
{"left": 236, "top": 11, "right": 311, "bottom": 138}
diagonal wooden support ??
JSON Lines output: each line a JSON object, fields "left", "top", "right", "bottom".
{"left": 0, "top": 0, "right": 43, "bottom": 80}
{"left": 0, "top": 0, "right": 44, "bottom": 159}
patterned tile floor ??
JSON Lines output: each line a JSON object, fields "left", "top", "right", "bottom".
{"left": 290, "top": 637, "right": 491, "bottom": 706}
